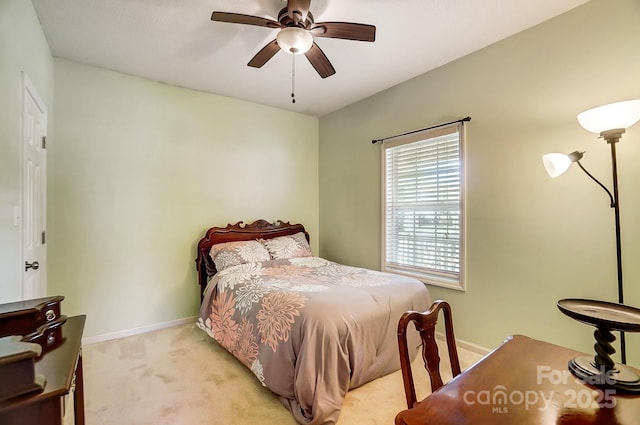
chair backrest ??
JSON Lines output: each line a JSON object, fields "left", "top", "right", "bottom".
{"left": 397, "top": 300, "right": 462, "bottom": 409}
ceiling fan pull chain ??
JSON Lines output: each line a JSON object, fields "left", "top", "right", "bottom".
{"left": 291, "top": 52, "right": 296, "bottom": 103}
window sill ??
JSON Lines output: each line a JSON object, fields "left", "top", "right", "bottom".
{"left": 383, "top": 266, "right": 466, "bottom": 291}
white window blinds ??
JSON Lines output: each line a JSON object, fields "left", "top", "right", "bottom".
{"left": 382, "top": 123, "right": 465, "bottom": 290}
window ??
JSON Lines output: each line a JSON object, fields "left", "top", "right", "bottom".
{"left": 382, "top": 123, "right": 465, "bottom": 290}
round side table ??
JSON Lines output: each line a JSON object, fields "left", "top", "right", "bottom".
{"left": 557, "top": 298, "right": 640, "bottom": 394}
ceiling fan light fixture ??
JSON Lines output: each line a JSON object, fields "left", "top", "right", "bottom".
{"left": 277, "top": 27, "right": 313, "bottom": 54}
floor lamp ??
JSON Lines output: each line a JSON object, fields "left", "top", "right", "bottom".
{"left": 543, "top": 98, "right": 640, "bottom": 367}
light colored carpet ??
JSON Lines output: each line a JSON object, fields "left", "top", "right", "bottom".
{"left": 82, "top": 322, "right": 483, "bottom": 425}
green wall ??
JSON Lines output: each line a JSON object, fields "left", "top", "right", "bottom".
{"left": 50, "top": 59, "right": 319, "bottom": 337}
{"left": 0, "top": 0, "right": 319, "bottom": 338}
{"left": 319, "top": 0, "right": 640, "bottom": 361}
{"left": 3, "top": 0, "right": 640, "bottom": 362}
{"left": 0, "top": 0, "right": 54, "bottom": 303}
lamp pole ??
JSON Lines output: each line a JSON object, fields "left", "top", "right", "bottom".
{"left": 603, "top": 129, "right": 626, "bottom": 365}
{"left": 546, "top": 99, "right": 640, "bottom": 366}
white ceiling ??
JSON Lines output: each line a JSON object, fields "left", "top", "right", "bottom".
{"left": 31, "top": 0, "right": 589, "bottom": 117}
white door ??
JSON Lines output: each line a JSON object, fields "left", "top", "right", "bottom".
{"left": 22, "top": 73, "right": 48, "bottom": 299}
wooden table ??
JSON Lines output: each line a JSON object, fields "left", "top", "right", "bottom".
{"left": 395, "top": 335, "right": 640, "bottom": 425}
{"left": 0, "top": 315, "right": 86, "bottom": 425}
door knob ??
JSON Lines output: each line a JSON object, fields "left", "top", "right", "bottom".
{"left": 25, "top": 261, "right": 40, "bottom": 271}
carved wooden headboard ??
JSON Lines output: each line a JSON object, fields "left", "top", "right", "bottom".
{"left": 195, "top": 219, "right": 309, "bottom": 300}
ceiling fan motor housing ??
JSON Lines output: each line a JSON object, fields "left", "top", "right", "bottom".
{"left": 278, "top": 8, "right": 314, "bottom": 28}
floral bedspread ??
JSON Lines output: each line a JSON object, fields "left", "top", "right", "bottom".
{"left": 197, "top": 257, "right": 431, "bottom": 425}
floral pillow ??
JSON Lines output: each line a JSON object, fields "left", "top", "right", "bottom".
{"left": 262, "top": 232, "right": 313, "bottom": 260}
{"left": 209, "top": 240, "right": 271, "bottom": 272}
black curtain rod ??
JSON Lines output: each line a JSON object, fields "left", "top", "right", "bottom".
{"left": 371, "top": 116, "right": 472, "bottom": 144}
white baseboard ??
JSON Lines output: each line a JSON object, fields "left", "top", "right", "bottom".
{"left": 435, "top": 331, "right": 490, "bottom": 356}
{"left": 82, "top": 316, "right": 197, "bottom": 345}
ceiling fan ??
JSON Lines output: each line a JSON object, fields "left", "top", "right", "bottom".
{"left": 211, "top": 0, "right": 376, "bottom": 79}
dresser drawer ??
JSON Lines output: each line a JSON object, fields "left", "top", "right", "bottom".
{"left": 0, "top": 296, "right": 64, "bottom": 338}
{"left": 21, "top": 316, "right": 68, "bottom": 355}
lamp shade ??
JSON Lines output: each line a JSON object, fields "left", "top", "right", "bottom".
{"left": 542, "top": 151, "right": 584, "bottom": 178}
{"left": 277, "top": 27, "right": 313, "bottom": 54}
{"left": 543, "top": 153, "right": 573, "bottom": 178}
{"left": 577, "top": 99, "right": 640, "bottom": 134}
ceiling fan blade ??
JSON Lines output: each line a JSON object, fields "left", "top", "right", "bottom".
{"left": 310, "top": 22, "right": 376, "bottom": 42}
{"left": 211, "top": 12, "right": 282, "bottom": 29}
{"left": 248, "top": 40, "right": 280, "bottom": 68}
{"left": 286, "top": 0, "right": 311, "bottom": 25}
{"left": 304, "top": 42, "right": 336, "bottom": 79}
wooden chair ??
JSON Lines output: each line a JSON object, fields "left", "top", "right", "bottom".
{"left": 397, "top": 300, "right": 461, "bottom": 410}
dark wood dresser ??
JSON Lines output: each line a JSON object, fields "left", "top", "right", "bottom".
{"left": 0, "top": 314, "right": 86, "bottom": 425}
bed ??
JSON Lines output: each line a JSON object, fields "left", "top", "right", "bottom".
{"left": 195, "top": 219, "right": 431, "bottom": 425}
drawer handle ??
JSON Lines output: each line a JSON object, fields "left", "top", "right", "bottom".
{"left": 47, "top": 332, "right": 56, "bottom": 346}
{"left": 45, "top": 309, "right": 56, "bottom": 321}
